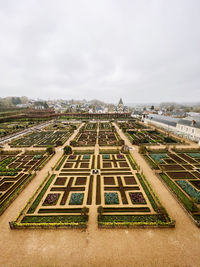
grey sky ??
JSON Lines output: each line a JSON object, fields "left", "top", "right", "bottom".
{"left": 0, "top": 0, "right": 200, "bottom": 103}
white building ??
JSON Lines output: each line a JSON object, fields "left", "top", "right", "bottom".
{"left": 176, "top": 116, "right": 200, "bottom": 142}
{"left": 144, "top": 114, "right": 200, "bottom": 144}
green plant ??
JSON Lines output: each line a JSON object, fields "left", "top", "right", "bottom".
{"left": 81, "top": 206, "right": 89, "bottom": 216}
{"left": 63, "top": 145, "right": 72, "bottom": 155}
{"left": 46, "top": 145, "right": 55, "bottom": 155}
{"left": 160, "top": 173, "right": 198, "bottom": 212}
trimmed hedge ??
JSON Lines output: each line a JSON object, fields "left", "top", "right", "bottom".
{"left": 21, "top": 215, "right": 88, "bottom": 224}
{"left": 27, "top": 174, "right": 56, "bottom": 214}
{"left": 160, "top": 173, "right": 198, "bottom": 212}
{"left": 136, "top": 173, "right": 158, "bottom": 211}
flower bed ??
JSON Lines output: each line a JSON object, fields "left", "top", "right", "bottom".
{"left": 43, "top": 193, "right": 60, "bottom": 206}
{"left": 105, "top": 192, "right": 119, "bottom": 205}
{"left": 176, "top": 180, "right": 200, "bottom": 203}
{"left": 102, "top": 154, "right": 110, "bottom": 160}
{"left": 129, "top": 192, "right": 146, "bottom": 204}
{"left": 69, "top": 193, "right": 84, "bottom": 205}
{"left": 83, "top": 155, "right": 90, "bottom": 160}
{"left": 150, "top": 153, "right": 168, "bottom": 163}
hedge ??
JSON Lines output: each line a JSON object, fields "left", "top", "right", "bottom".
{"left": 160, "top": 173, "right": 198, "bottom": 212}
{"left": 27, "top": 174, "right": 56, "bottom": 214}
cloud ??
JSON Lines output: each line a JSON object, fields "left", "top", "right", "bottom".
{"left": 0, "top": 0, "right": 200, "bottom": 103}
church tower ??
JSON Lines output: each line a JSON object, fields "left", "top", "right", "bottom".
{"left": 117, "top": 98, "right": 124, "bottom": 112}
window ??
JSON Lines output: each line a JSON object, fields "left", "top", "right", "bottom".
{"left": 192, "top": 129, "right": 194, "bottom": 133}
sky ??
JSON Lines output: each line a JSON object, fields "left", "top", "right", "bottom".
{"left": 0, "top": 0, "right": 200, "bottom": 104}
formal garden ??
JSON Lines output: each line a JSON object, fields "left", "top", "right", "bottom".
{"left": 43, "top": 121, "right": 80, "bottom": 131}
{"left": 70, "top": 122, "right": 123, "bottom": 147}
{"left": 0, "top": 120, "right": 44, "bottom": 138}
{"left": 0, "top": 150, "right": 52, "bottom": 215}
{"left": 10, "top": 130, "right": 73, "bottom": 147}
{"left": 142, "top": 148, "right": 200, "bottom": 226}
{"left": 117, "top": 120, "right": 147, "bottom": 130}
{"left": 126, "top": 129, "right": 180, "bottom": 145}
{"left": 11, "top": 150, "right": 174, "bottom": 229}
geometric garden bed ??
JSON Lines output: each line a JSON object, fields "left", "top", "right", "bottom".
{"left": 144, "top": 150, "right": 200, "bottom": 227}
{"left": 0, "top": 150, "right": 52, "bottom": 216}
{"left": 11, "top": 152, "right": 174, "bottom": 229}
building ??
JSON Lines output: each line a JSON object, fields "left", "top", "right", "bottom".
{"left": 176, "top": 116, "right": 200, "bottom": 142}
{"left": 117, "top": 98, "right": 124, "bottom": 113}
{"left": 144, "top": 114, "right": 200, "bottom": 143}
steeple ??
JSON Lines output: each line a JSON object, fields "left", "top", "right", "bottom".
{"left": 118, "top": 98, "right": 123, "bottom": 106}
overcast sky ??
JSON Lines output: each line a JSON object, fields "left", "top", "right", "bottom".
{"left": 0, "top": 0, "right": 200, "bottom": 104}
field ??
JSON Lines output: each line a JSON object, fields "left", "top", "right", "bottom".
{"left": 12, "top": 151, "right": 173, "bottom": 228}
{"left": 144, "top": 150, "right": 200, "bottom": 226}
{"left": 0, "top": 150, "right": 51, "bottom": 215}
{"left": 127, "top": 129, "right": 180, "bottom": 145}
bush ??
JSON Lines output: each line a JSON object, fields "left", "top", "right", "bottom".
{"left": 63, "top": 145, "right": 72, "bottom": 155}
{"left": 139, "top": 145, "right": 147, "bottom": 154}
{"left": 46, "top": 146, "right": 55, "bottom": 155}
{"left": 70, "top": 140, "right": 77, "bottom": 146}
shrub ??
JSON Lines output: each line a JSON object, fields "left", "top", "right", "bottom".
{"left": 81, "top": 206, "right": 89, "bottom": 216}
{"left": 97, "top": 206, "right": 104, "bottom": 216}
{"left": 70, "top": 140, "right": 77, "bottom": 146}
{"left": 46, "top": 146, "right": 55, "bottom": 155}
{"left": 63, "top": 145, "right": 72, "bottom": 155}
{"left": 138, "top": 145, "right": 147, "bottom": 154}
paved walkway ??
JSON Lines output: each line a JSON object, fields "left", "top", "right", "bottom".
{"left": 0, "top": 123, "right": 200, "bottom": 267}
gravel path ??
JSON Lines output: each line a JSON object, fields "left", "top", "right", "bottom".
{"left": 0, "top": 122, "right": 199, "bottom": 267}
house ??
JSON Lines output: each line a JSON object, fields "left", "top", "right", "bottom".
{"left": 176, "top": 116, "right": 200, "bottom": 142}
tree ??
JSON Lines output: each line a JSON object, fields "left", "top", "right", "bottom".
{"left": 70, "top": 140, "right": 77, "bottom": 146}
{"left": 97, "top": 206, "right": 103, "bottom": 216}
{"left": 118, "top": 139, "right": 125, "bottom": 146}
{"left": 81, "top": 206, "right": 89, "bottom": 216}
{"left": 56, "top": 140, "right": 63, "bottom": 147}
{"left": 63, "top": 145, "right": 72, "bottom": 155}
{"left": 138, "top": 145, "right": 147, "bottom": 154}
{"left": 46, "top": 145, "right": 55, "bottom": 154}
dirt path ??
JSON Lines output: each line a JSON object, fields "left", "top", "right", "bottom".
{"left": 0, "top": 123, "right": 200, "bottom": 267}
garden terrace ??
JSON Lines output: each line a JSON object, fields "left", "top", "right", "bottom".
{"left": 10, "top": 130, "right": 73, "bottom": 147}
{"left": 0, "top": 150, "right": 51, "bottom": 215}
{"left": 144, "top": 150, "right": 200, "bottom": 226}
{"left": 12, "top": 152, "right": 173, "bottom": 228}
{"left": 127, "top": 129, "right": 180, "bottom": 145}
